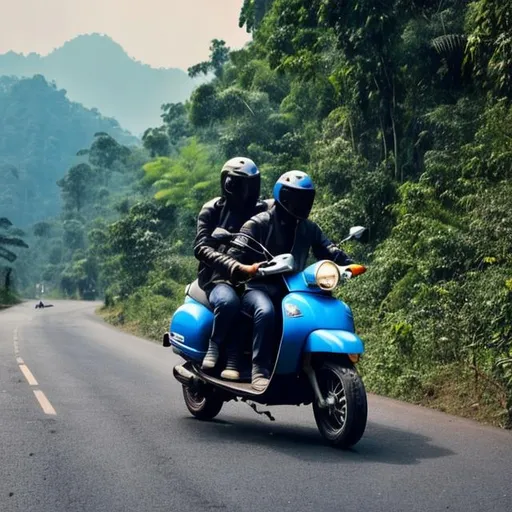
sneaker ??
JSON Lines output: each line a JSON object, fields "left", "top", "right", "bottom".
{"left": 201, "top": 342, "right": 219, "bottom": 370}
{"left": 220, "top": 368, "right": 240, "bottom": 380}
{"left": 251, "top": 365, "right": 270, "bottom": 391}
{"left": 251, "top": 374, "right": 269, "bottom": 391}
{"left": 221, "top": 345, "right": 239, "bottom": 380}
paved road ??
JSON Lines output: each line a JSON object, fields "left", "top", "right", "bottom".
{"left": 1, "top": 300, "right": 511, "bottom": 512}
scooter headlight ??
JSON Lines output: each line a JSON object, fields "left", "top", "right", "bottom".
{"left": 315, "top": 261, "right": 340, "bottom": 291}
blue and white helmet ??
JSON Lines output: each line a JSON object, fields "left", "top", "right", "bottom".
{"left": 273, "top": 170, "right": 316, "bottom": 219}
{"left": 220, "top": 157, "right": 260, "bottom": 207}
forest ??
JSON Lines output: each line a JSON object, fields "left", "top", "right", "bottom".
{"left": 1, "top": 0, "right": 511, "bottom": 427}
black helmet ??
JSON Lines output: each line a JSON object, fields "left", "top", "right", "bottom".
{"left": 273, "top": 170, "right": 316, "bottom": 219}
{"left": 220, "top": 157, "right": 260, "bottom": 208}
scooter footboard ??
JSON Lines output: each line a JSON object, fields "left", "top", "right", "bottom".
{"left": 304, "top": 329, "right": 364, "bottom": 354}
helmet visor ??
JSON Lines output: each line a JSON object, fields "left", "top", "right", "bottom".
{"left": 224, "top": 173, "right": 261, "bottom": 205}
{"left": 279, "top": 186, "right": 316, "bottom": 219}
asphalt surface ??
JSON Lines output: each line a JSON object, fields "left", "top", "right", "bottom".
{"left": 1, "top": 300, "right": 511, "bottom": 512}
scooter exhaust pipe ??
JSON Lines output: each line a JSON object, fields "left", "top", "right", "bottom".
{"left": 173, "top": 364, "right": 198, "bottom": 386}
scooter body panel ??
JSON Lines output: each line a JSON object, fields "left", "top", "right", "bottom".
{"left": 275, "top": 292, "right": 355, "bottom": 374}
{"left": 169, "top": 299, "right": 212, "bottom": 361}
{"left": 304, "top": 329, "right": 364, "bottom": 354}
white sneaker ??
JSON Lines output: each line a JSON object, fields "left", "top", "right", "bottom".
{"left": 251, "top": 375, "right": 269, "bottom": 391}
{"left": 220, "top": 369, "right": 240, "bottom": 380}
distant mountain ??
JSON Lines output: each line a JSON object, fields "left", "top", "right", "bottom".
{"left": 0, "top": 34, "right": 198, "bottom": 135}
{"left": 0, "top": 75, "right": 139, "bottom": 227}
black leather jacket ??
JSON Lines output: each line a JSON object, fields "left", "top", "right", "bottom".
{"left": 193, "top": 197, "right": 272, "bottom": 294}
{"left": 227, "top": 205, "right": 353, "bottom": 288}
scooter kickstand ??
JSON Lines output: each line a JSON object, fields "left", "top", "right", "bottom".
{"left": 242, "top": 399, "right": 275, "bottom": 421}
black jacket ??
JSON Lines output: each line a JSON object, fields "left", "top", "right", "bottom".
{"left": 227, "top": 205, "right": 353, "bottom": 289}
{"left": 193, "top": 197, "right": 271, "bottom": 294}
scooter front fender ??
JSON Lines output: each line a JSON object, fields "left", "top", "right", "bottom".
{"left": 304, "top": 329, "right": 364, "bottom": 354}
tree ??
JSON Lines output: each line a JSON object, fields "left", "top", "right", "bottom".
{"left": 57, "top": 163, "right": 96, "bottom": 213}
{"left": 33, "top": 221, "right": 52, "bottom": 238}
{"left": 143, "top": 138, "right": 217, "bottom": 211}
{"left": 188, "top": 39, "right": 230, "bottom": 79}
{"left": 77, "top": 133, "right": 131, "bottom": 185}
{"left": 161, "top": 103, "right": 192, "bottom": 144}
{"left": 239, "top": 0, "right": 275, "bottom": 32}
{"left": 142, "top": 127, "right": 170, "bottom": 157}
{"left": 88, "top": 133, "right": 131, "bottom": 168}
{"left": 0, "top": 217, "right": 28, "bottom": 264}
{"left": 0, "top": 218, "right": 28, "bottom": 293}
{"left": 466, "top": 0, "right": 512, "bottom": 96}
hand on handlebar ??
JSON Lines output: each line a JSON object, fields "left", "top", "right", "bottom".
{"left": 237, "top": 262, "right": 263, "bottom": 278}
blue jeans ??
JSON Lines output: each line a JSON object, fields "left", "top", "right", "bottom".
{"left": 208, "top": 284, "right": 241, "bottom": 347}
{"left": 241, "top": 289, "right": 275, "bottom": 376}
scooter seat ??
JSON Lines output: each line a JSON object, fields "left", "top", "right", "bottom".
{"left": 186, "top": 280, "right": 213, "bottom": 312}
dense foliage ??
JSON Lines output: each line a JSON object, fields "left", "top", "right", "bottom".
{"left": 0, "top": 75, "right": 137, "bottom": 227}
{"left": 5, "top": 0, "right": 512, "bottom": 426}
{"left": 0, "top": 216, "right": 27, "bottom": 307}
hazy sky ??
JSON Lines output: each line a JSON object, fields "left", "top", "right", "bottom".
{"left": 0, "top": 0, "right": 251, "bottom": 69}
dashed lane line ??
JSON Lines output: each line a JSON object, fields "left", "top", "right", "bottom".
{"left": 13, "top": 326, "right": 57, "bottom": 416}
{"left": 18, "top": 364, "right": 39, "bottom": 386}
{"left": 33, "top": 390, "right": 57, "bottom": 416}
{"left": 13, "top": 327, "right": 19, "bottom": 355}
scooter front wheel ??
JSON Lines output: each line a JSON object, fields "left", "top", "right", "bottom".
{"left": 182, "top": 384, "right": 224, "bottom": 420}
{"left": 312, "top": 361, "right": 368, "bottom": 448}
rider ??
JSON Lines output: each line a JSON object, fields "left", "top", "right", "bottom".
{"left": 193, "top": 157, "right": 270, "bottom": 380}
{"left": 227, "top": 171, "right": 353, "bottom": 391}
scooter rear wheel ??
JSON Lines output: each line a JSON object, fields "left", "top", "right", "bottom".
{"left": 312, "top": 361, "right": 367, "bottom": 448}
{"left": 182, "top": 384, "right": 224, "bottom": 420}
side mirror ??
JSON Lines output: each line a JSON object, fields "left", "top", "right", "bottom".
{"left": 211, "top": 227, "right": 233, "bottom": 241}
{"left": 349, "top": 226, "right": 367, "bottom": 240}
{"left": 340, "top": 226, "right": 368, "bottom": 244}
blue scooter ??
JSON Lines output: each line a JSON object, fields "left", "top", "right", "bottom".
{"left": 163, "top": 226, "right": 368, "bottom": 448}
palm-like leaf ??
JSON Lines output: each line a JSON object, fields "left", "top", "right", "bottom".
{"left": 0, "top": 235, "right": 29, "bottom": 248}
{"left": 0, "top": 246, "right": 17, "bottom": 263}
{"left": 0, "top": 217, "right": 13, "bottom": 229}
{"left": 432, "top": 34, "right": 467, "bottom": 54}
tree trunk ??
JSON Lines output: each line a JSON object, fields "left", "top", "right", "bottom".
{"left": 390, "top": 80, "right": 399, "bottom": 181}
{"left": 5, "top": 267, "right": 12, "bottom": 291}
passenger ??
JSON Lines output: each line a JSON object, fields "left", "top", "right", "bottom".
{"left": 193, "top": 157, "right": 270, "bottom": 380}
{"left": 227, "top": 171, "right": 354, "bottom": 391}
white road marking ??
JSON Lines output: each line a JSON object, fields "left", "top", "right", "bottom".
{"left": 13, "top": 327, "right": 57, "bottom": 416}
{"left": 19, "top": 364, "right": 39, "bottom": 386}
{"left": 33, "top": 390, "right": 57, "bottom": 415}
{"left": 13, "top": 327, "right": 19, "bottom": 355}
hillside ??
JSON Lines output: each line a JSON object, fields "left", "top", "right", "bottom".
{"left": 0, "top": 34, "right": 198, "bottom": 135}
{"left": 0, "top": 75, "right": 138, "bottom": 226}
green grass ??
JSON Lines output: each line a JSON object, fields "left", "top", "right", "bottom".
{"left": 100, "top": 283, "right": 183, "bottom": 341}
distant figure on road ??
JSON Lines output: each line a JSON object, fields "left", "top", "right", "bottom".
{"left": 35, "top": 301, "right": 54, "bottom": 309}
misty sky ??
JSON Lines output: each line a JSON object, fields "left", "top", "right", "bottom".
{"left": 0, "top": 0, "right": 251, "bottom": 69}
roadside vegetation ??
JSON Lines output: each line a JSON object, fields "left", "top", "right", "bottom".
{"left": 3, "top": 0, "right": 511, "bottom": 427}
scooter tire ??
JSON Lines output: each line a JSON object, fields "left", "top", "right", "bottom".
{"left": 182, "top": 384, "right": 224, "bottom": 420}
{"left": 312, "top": 361, "right": 367, "bottom": 449}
